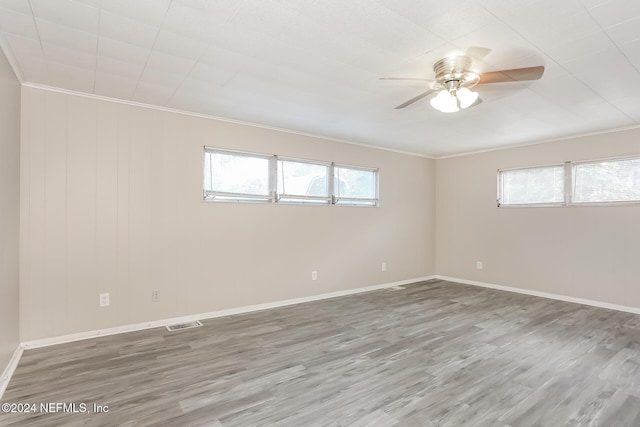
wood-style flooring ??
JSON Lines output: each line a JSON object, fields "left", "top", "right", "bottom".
{"left": 3, "top": 279, "right": 640, "bottom": 426}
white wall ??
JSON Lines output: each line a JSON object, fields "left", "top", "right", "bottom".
{"left": 436, "top": 129, "right": 640, "bottom": 308}
{"left": 21, "top": 81, "right": 640, "bottom": 344}
{"left": 0, "top": 48, "right": 20, "bottom": 369}
{"left": 20, "top": 86, "right": 436, "bottom": 341}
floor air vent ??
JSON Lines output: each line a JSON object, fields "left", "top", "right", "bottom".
{"left": 166, "top": 320, "right": 203, "bottom": 332}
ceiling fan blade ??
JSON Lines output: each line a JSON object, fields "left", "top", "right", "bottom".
{"left": 394, "top": 89, "right": 435, "bottom": 109}
{"left": 478, "top": 66, "right": 545, "bottom": 84}
{"left": 465, "top": 46, "right": 492, "bottom": 61}
{"left": 380, "top": 77, "right": 431, "bottom": 81}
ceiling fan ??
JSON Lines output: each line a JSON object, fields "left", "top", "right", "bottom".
{"left": 381, "top": 52, "right": 544, "bottom": 113}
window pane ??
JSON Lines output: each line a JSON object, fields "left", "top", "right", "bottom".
{"left": 277, "top": 160, "right": 329, "bottom": 200}
{"left": 206, "top": 151, "right": 270, "bottom": 196}
{"left": 573, "top": 158, "right": 640, "bottom": 203}
{"left": 334, "top": 166, "right": 377, "bottom": 206}
{"left": 204, "top": 148, "right": 379, "bottom": 206}
{"left": 500, "top": 166, "right": 564, "bottom": 205}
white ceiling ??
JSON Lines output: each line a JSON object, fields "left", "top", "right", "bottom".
{"left": 1, "top": 0, "right": 639, "bottom": 157}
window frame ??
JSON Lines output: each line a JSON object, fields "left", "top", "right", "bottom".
{"left": 497, "top": 154, "right": 640, "bottom": 208}
{"left": 333, "top": 163, "right": 380, "bottom": 207}
{"left": 570, "top": 155, "right": 640, "bottom": 206}
{"left": 276, "top": 156, "right": 332, "bottom": 205}
{"left": 202, "top": 147, "right": 380, "bottom": 207}
{"left": 203, "top": 147, "right": 276, "bottom": 203}
{"left": 497, "top": 163, "right": 567, "bottom": 208}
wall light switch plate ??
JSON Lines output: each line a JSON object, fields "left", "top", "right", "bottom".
{"left": 311, "top": 271, "right": 318, "bottom": 281}
{"left": 476, "top": 261, "right": 483, "bottom": 270}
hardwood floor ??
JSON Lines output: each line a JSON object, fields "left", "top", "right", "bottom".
{"left": 3, "top": 279, "right": 640, "bottom": 426}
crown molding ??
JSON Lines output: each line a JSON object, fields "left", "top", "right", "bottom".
{"left": 22, "top": 82, "right": 435, "bottom": 159}
{"left": 19, "top": 83, "right": 640, "bottom": 161}
{"left": 435, "top": 124, "right": 640, "bottom": 159}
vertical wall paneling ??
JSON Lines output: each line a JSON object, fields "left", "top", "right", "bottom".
{"left": 19, "top": 89, "right": 31, "bottom": 341}
{"left": 175, "top": 117, "right": 202, "bottom": 313}
{"left": 27, "top": 89, "right": 47, "bottom": 339}
{"left": 19, "top": 86, "right": 436, "bottom": 341}
{"left": 0, "top": 45, "right": 20, "bottom": 374}
{"left": 44, "top": 91, "right": 68, "bottom": 337}
{"left": 116, "top": 106, "right": 132, "bottom": 326}
{"left": 127, "top": 108, "right": 153, "bottom": 324}
{"left": 66, "top": 95, "right": 98, "bottom": 334}
{"left": 95, "top": 101, "right": 119, "bottom": 328}
{"left": 155, "top": 113, "right": 180, "bottom": 318}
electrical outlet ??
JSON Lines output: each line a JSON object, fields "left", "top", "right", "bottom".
{"left": 381, "top": 262, "right": 387, "bottom": 272}
{"left": 152, "top": 290, "right": 160, "bottom": 303}
{"left": 311, "top": 271, "right": 318, "bottom": 281}
{"left": 476, "top": 261, "right": 483, "bottom": 270}
{"left": 99, "top": 293, "right": 110, "bottom": 307}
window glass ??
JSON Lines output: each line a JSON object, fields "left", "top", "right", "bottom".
{"left": 203, "top": 147, "right": 379, "bottom": 207}
{"left": 204, "top": 151, "right": 270, "bottom": 200}
{"left": 277, "top": 159, "right": 329, "bottom": 203}
{"left": 573, "top": 158, "right": 640, "bottom": 203}
{"left": 334, "top": 166, "right": 378, "bottom": 206}
{"left": 499, "top": 165, "right": 564, "bottom": 206}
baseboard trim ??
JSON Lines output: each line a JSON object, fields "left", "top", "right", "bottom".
{"left": 435, "top": 275, "right": 640, "bottom": 315}
{"left": 21, "top": 276, "right": 436, "bottom": 350}
{"left": 21, "top": 275, "right": 640, "bottom": 351}
{"left": 0, "top": 346, "right": 23, "bottom": 400}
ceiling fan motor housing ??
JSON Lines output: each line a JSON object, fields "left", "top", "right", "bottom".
{"left": 433, "top": 56, "right": 479, "bottom": 91}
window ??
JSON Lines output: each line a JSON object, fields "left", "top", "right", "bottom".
{"left": 572, "top": 157, "right": 640, "bottom": 204}
{"left": 277, "top": 159, "right": 330, "bottom": 204}
{"left": 498, "top": 165, "right": 565, "bottom": 206}
{"left": 497, "top": 155, "right": 640, "bottom": 207}
{"left": 204, "top": 149, "right": 273, "bottom": 202}
{"left": 334, "top": 165, "right": 378, "bottom": 206}
{"left": 203, "top": 147, "right": 379, "bottom": 206}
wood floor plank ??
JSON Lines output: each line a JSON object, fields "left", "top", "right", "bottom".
{"left": 3, "top": 279, "right": 640, "bottom": 426}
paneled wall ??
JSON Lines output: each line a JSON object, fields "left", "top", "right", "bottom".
{"left": 0, "top": 47, "right": 20, "bottom": 370}
{"left": 436, "top": 128, "right": 640, "bottom": 308}
{"left": 20, "top": 86, "right": 436, "bottom": 341}
{"left": 17, "top": 86, "right": 640, "bottom": 342}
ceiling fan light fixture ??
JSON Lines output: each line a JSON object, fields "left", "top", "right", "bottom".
{"left": 430, "top": 90, "right": 459, "bottom": 113}
{"left": 456, "top": 87, "right": 479, "bottom": 109}
{"left": 386, "top": 53, "right": 544, "bottom": 111}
